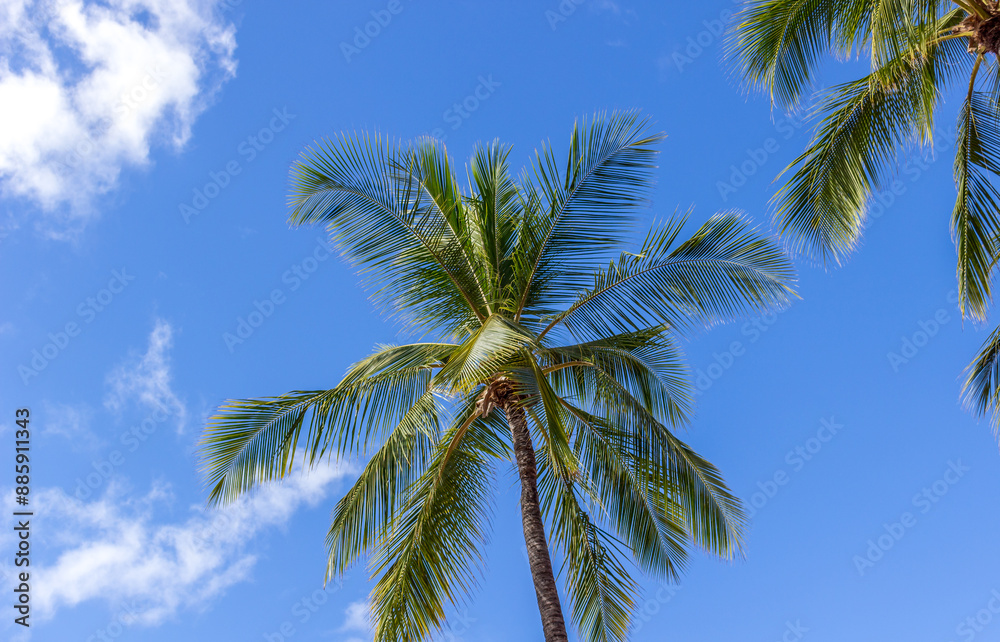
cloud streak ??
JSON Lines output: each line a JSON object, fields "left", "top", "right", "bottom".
{"left": 29, "top": 461, "right": 351, "bottom": 626}
{"left": 104, "top": 319, "right": 187, "bottom": 432}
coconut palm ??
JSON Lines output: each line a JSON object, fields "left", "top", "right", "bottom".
{"left": 730, "top": 0, "right": 1000, "bottom": 432}
{"left": 199, "top": 111, "right": 795, "bottom": 642}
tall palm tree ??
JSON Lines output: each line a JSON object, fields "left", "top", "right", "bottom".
{"left": 730, "top": 0, "right": 1000, "bottom": 432}
{"left": 199, "top": 112, "right": 795, "bottom": 642}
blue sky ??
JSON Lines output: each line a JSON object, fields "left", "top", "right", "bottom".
{"left": 2, "top": 1, "right": 1000, "bottom": 641}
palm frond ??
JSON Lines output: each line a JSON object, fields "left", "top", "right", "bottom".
{"left": 369, "top": 405, "right": 500, "bottom": 642}
{"left": 953, "top": 86, "right": 1000, "bottom": 321}
{"left": 549, "top": 477, "right": 638, "bottom": 642}
{"left": 325, "top": 390, "right": 441, "bottom": 580}
{"left": 772, "top": 26, "right": 966, "bottom": 264}
{"left": 730, "top": 0, "right": 954, "bottom": 108}
{"left": 544, "top": 213, "right": 795, "bottom": 341}
{"left": 571, "top": 363, "right": 747, "bottom": 559}
{"left": 288, "top": 133, "right": 488, "bottom": 334}
{"left": 434, "top": 316, "right": 536, "bottom": 392}
{"left": 561, "top": 400, "right": 690, "bottom": 581}
{"left": 547, "top": 326, "right": 694, "bottom": 427}
{"left": 962, "top": 323, "right": 1000, "bottom": 439}
{"left": 466, "top": 140, "right": 521, "bottom": 311}
{"left": 201, "top": 343, "right": 453, "bottom": 504}
{"left": 514, "top": 111, "right": 665, "bottom": 324}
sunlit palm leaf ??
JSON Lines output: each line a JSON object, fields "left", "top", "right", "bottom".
{"left": 547, "top": 326, "right": 694, "bottom": 427}
{"left": 773, "top": 33, "right": 965, "bottom": 264}
{"left": 201, "top": 342, "right": 453, "bottom": 504}
{"left": 288, "top": 133, "right": 487, "bottom": 334}
{"left": 325, "top": 389, "right": 441, "bottom": 580}
{"left": 370, "top": 406, "right": 500, "bottom": 642}
{"left": 515, "top": 111, "right": 665, "bottom": 325}
{"left": 545, "top": 213, "right": 795, "bottom": 341}
{"left": 953, "top": 86, "right": 1000, "bottom": 321}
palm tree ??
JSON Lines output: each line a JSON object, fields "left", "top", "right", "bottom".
{"left": 199, "top": 111, "right": 796, "bottom": 642}
{"left": 730, "top": 0, "right": 1000, "bottom": 432}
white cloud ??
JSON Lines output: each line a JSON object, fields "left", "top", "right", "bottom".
{"left": 105, "top": 319, "right": 187, "bottom": 432}
{"left": 41, "top": 401, "right": 99, "bottom": 449}
{"left": 340, "top": 600, "right": 373, "bottom": 636}
{"left": 29, "top": 461, "right": 352, "bottom": 626}
{"left": 0, "top": 0, "right": 237, "bottom": 230}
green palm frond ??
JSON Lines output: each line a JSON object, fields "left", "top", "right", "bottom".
{"left": 514, "top": 111, "right": 665, "bottom": 325}
{"left": 288, "top": 133, "right": 487, "bottom": 334}
{"left": 549, "top": 478, "right": 637, "bottom": 642}
{"left": 953, "top": 85, "right": 1000, "bottom": 321}
{"left": 466, "top": 140, "right": 521, "bottom": 310}
{"left": 525, "top": 353, "right": 579, "bottom": 485}
{"left": 369, "top": 407, "right": 500, "bottom": 642}
{"left": 434, "top": 316, "right": 536, "bottom": 392}
{"left": 325, "top": 389, "right": 442, "bottom": 580}
{"left": 773, "top": 32, "right": 966, "bottom": 263}
{"left": 730, "top": 0, "right": 953, "bottom": 109}
{"left": 578, "top": 364, "right": 747, "bottom": 558}
{"left": 730, "top": 0, "right": 846, "bottom": 109}
{"left": 561, "top": 401, "right": 690, "bottom": 580}
{"left": 544, "top": 213, "right": 795, "bottom": 341}
{"left": 201, "top": 390, "right": 334, "bottom": 506}
{"left": 527, "top": 394, "right": 640, "bottom": 642}
{"left": 547, "top": 326, "right": 694, "bottom": 427}
{"left": 963, "top": 323, "right": 1000, "bottom": 437}
{"left": 655, "top": 429, "right": 747, "bottom": 559}
{"left": 201, "top": 342, "right": 453, "bottom": 505}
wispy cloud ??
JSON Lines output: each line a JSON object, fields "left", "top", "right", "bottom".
{"left": 340, "top": 600, "right": 374, "bottom": 639}
{"left": 41, "top": 401, "right": 99, "bottom": 449}
{"left": 0, "top": 0, "right": 238, "bottom": 233}
{"left": 104, "top": 319, "right": 187, "bottom": 432}
{"left": 30, "top": 461, "right": 351, "bottom": 626}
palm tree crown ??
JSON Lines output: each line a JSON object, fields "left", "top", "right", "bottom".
{"left": 731, "top": 0, "right": 1000, "bottom": 432}
{"left": 199, "top": 111, "right": 796, "bottom": 642}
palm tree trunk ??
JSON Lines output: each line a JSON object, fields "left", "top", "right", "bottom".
{"left": 505, "top": 404, "right": 569, "bottom": 642}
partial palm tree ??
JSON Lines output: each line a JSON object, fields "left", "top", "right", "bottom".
{"left": 730, "top": 0, "right": 1000, "bottom": 433}
{"left": 199, "top": 111, "right": 796, "bottom": 642}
